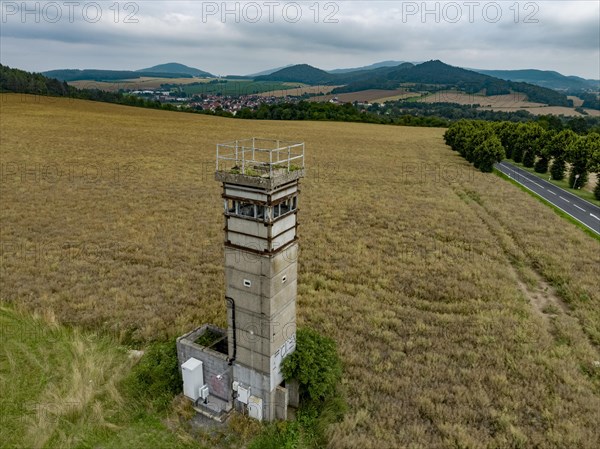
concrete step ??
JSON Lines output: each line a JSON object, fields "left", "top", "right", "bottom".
{"left": 193, "top": 395, "right": 233, "bottom": 423}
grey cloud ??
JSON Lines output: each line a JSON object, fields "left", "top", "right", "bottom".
{"left": 0, "top": 1, "right": 598, "bottom": 78}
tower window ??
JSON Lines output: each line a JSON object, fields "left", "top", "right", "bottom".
{"left": 225, "top": 199, "right": 272, "bottom": 221}
{"left": 226, "top": 199, "right": 236, "bottom": 214}
{"left": 239, "top": 202, "right": 255, "bottom": 218}
{"left": 273, "top": 196, "right": 297, "bottom": 219}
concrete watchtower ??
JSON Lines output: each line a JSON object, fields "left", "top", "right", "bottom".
{"left": 216, "top": 138, "right": 304, "bottom": 421}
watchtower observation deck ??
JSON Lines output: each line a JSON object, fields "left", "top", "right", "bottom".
{"left": 215, "top": 138, "right": 305, "bottom": 190}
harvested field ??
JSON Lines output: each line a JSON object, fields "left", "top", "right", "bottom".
{"left": 420, "top": 91, "right": 539, "bottom": 108}
{"left": 479, "top": 105, "right": 600, "bottom": 117}
{"left": 69, "top": 77, "right": 213, "bottom": 92}
{"left": 309, "top": 89, "right": 410, "bottom": 103}
{"left": 418, "top": 91, "right": 597, "bottom": 117}
{"left": 568, "top": 96, "right": 585, "bottom": 107}
{"left": 258, "top": 84, "right": 339, "bottom": 97}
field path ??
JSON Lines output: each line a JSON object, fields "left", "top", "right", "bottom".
{"left": 453, "top": 184, "right": 600, "bottom": 362}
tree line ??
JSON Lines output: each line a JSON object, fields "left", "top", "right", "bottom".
{"left": 0, "top": 64, "right": 182, "bottom": 112}
{"left": 213, "top": 101, "right": 449, "bottom": 127}
{"left": 444, "top": 120, "right": 600, "bottom": 199}
{"left": 370, "top": 101, "right": 600, "bottom": 134}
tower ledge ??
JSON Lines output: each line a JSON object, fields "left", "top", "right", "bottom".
{"left": 215, "top": 138, "right": 305, "bottom": 189}
{"left": 215, "top": 168, "right": 305, "bottom": 190}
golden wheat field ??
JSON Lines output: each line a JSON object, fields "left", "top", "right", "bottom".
{"left": 1, "top": 94, "right": 600, "bottom": 448}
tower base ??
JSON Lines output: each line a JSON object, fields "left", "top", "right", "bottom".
{"left": 176, "top": 325, "right": 296, "bottom": 422}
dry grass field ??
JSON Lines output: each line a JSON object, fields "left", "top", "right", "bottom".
{"left": 420, "top": 91, "right": 538, "bottom": 108}
{"left": 568, "top": 96, "right": 585, "bottom": 108}
{"left": 69, "top": 77, "right": 212, "bottom": 92}
{"left": 479, "top": 105, "right": 600, "bottom": 117}
{"left": 420, "top": 91, "right": 599, "bottom": 117}
{"left": 258, "top": 84, "right": 339, "bottom": 97}
{"left": 1, "top": 94, "right": 600, "bottom": 448}
{"left": 309, "top": 89, "right": 411, "bottom": 103}
{"left": 374, "top": 92, "right": 420, "bottom": 103}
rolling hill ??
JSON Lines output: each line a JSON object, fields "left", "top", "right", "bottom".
{"left": 328, "top": 60, "right": 412, "bottom": 74}
{"left": 42, "top": 63, "right": 213, "bottom": 82}
{"left": 245, "top": 65, "right": 295, "bottom": 77}
{"left": 473, "top": 68, "right": 599, "bottom": 91}
{"left": 254, "top": 63, "right": 337, "bottom": 84}
{"left": 258, "top": 60, "right": 571, "bottom": 107}
{"left": 42, "top": 69, "right": 194, "bottom": 82}
{"left": 137, "top": 62, "right": 213, "bottom": 77}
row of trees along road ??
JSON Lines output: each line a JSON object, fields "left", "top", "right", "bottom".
{"left": 444, "top": 120, "right": 600, "bottom": 200}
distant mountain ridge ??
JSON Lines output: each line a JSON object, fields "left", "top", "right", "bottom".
{"left": 254, "top": 64, "right": 337, "bottom": 84}
{"left": 42, "top": 69, "right": 195, "bottom": 82}
{"left": 245, "top": 65, "right": 295, "bottom": 77}
{"left": 256, "top": 60, "right": 571, "bottom": 107}
{"left": 472, "top": 68, "right": 599, "bottom": 91}
{"left": 136, "top": 63, "right": 213, "bottom": 77}
{"left": 43, "top": 62, "right": 213, "bottom": 82}
{"left": 328, "top": 60, "right": 413, "bottom": 74}
{"left": 255, "top": 62, "right": 416, "bottom": 85}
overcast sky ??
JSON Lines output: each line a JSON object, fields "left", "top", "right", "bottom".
{"left": 1, "top": 1, "right": 598, "bottom": 78}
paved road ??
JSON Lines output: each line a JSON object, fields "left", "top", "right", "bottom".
{"left": 495, "top": 161, "right": 600, "bottom": 235}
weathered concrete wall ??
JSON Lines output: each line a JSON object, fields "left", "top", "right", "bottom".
{"left": 216, "top": 169, "right": 304, "bottom": 190}
{"left": 233, "top": 363, "right": 275, "bottom": 421}
{"left": 287, "top": 379, "right": 300, "bottom": 408}
{"left": 275, "top": 386, "right": 288, "bottom": 420}
{"left": 224, "top": 243, "right": 298, "bottom": 277}
{"left": 177, "top": 325, "right": 232, "bottom": 402}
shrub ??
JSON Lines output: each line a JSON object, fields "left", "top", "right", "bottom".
{"left": 247, "top": 421, "right": 299, "bottom": 449}
{"left": 281, "top": 328, "right": 343, "bottom": 403}
{"left": 247, "top": 398, "right": 346, "bottom": 449}
{"left": 123, "top": 340, "right": 182, "bottom": 410}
